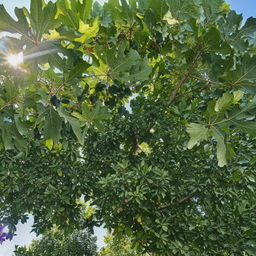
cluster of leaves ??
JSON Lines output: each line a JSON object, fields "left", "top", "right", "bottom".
{"left": 0, "top": 0, "right": 256, "bottom": 255}
{"left": 99, "top": 233, "right": 148, "bottom": 256}
{"left": 14, "top": 228, "right": 97, "bottom": 256}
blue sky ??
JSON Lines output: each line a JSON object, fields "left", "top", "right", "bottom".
{"left": 226, "top": 0, "right": 255, "bottom": 19}
{"left": 0, "top": 0, "right": 255, "bottom": 255}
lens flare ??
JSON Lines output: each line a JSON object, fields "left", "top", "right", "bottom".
{"left": 7, "top": 52, "right": 24, "bottom": 68}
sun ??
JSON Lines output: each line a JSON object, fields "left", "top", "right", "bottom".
{"left": 7, "top": 52, "right": 24, "bottom": 68}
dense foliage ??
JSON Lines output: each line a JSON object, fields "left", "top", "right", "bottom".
{"left": 99, "top": 234, "right": 147, "bottom": 256}
{"left": 0, "top": 0, "right": 256, "bottom": 255}
{"left": 13, "top": 228, "right": 97, "bottom": 256}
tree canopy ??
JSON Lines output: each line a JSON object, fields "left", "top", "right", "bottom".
{"left": 14, "top": 228, "right": 97, "bottom": 256}
{"left": 0, "top": 0, "right": 256, "bottom": 255}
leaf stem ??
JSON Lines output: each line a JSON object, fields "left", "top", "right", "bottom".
{"left": 168, "top": 49, "right": 202, "bottom": 106}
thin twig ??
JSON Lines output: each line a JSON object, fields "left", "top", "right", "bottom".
{"left": 167, "top": 50, "right": 202, "bottom": 106}
{"left": 191, "top": 75, "right": 225, "bottom": 86}
{"left": 158, "top": 191, "right": 197, "bottom": 210}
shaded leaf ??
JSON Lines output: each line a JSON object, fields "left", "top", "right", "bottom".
{"left": 187, "top": 123, "right": 209, "bottom": 149}
{"left": 222, "top": 55, "right": 256, "bottom": 87}
{"left": 57, "top": 107, "right": 84, "bottom": 145}
{"left": 44, "top": 107, "right": 62, "bottom": 143}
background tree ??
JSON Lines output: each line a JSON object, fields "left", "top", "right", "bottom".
{"left": 13, "top": 228, "right": 97, "bottom": 256}
{"left": 0, "top": 0, "right": 256, "bottom": 255}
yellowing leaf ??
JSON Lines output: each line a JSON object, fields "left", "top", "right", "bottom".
{"left": 45, "top": 138, "right": 53, "bottom": 150}
{"left": 137, "top": 216, "right": 142, "bottom": 223}
{"left": 43, "top": 29, "right": 63, "bottom": 40}
{"left": 136, "top": 13, "right": 143, "bottom": 19}
{"left": 163, "top": 11, "right": 179, "bottom": 25}
{"left": 57, "top": 170, "right": 63, "bottom": 177}
{"left": 55, "top": 143, "right": 63, "bottom": 151}
{"left": 139, "top": 142, "right": 152, "bottom": 155}
{"left": 75, "top": 18, "right": 99, "bottom": 43}
{"left": 233, "top": 90, "right": 244, "bottom": 104}
{"left": 220, "top": 2, "right": 230, "bottom": 13}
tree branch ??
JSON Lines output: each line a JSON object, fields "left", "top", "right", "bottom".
{"left": 158, "top": 191, "right": 197, "bottom": 210}
{"left": 167, "top": 50, "right": 202, "bottom": 106}
{"left": 191, "top": 75, "right": 225, "bottom": 86}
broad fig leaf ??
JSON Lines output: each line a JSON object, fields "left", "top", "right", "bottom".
{"left": 0, "top": 5, "right": 28, "bottom": 35}
{"left": 78, "top": 0, "right": 93, "bottom": 21}
{"left": 65, "top": 61, "right": 91, "bottom": 84}
{"left": 201, "top": 0, "right": 226, "bottom": 24}
{"left": 57, "top": 0, "right": 80, "bottom": 29}
{"left": 57, "top": 107, "right": 84, "bottom": 145}
{"left": 187, "top": 123, "right": 209, "bottom": 149}
{"left": 229, "top": 120, "right": 256, "bottom": 136}
{"left": 75, "top": 18, "right": 99, "bottom": 43}
{"left": 228, "top": 16, "right": 256, "bottom": 51}
{"left": 166, "top": 0, "right": 201, "bottom": 21}
{"left": 215, "top": 92, "right": 232, "bottom": 112}
{"left": 23, "top": 0, "right": 59, "bottom": 41}
{"left": 72, "top": 102, "right": 111, "bottom": 132}
{"left": 218, "top": 11, "right": 243, "bottom": 49}
{"left": 44, "top": 107, "right": 62, "bottom": 143}
{"left": 211, "top": 127, "right": 227, "bottom": 167}
{"left": 233, "top": 90, "right": 244, "bottom": 104}
{"left": 97, "top": 43, "right": 152, "bottom": 82}
{"left": 222, "top": 55, "right": 256, "bottom": 87}
{"left": 0, "top": 119, "right": 27, "bottom": 152}
{"left": 203, "top": 27, "right": 231, "bottom": 54}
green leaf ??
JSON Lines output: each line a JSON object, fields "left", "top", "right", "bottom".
{"left": 5, "top": 80, "right": 19, "bottom": 101}
{"left": 44, "top": 107, "right": 62, "bottom": 143}
{"left": 223, "top": 55, "right": 256, "bottom": 87}
{"left": 201, "top": 0, "right": 226, "bottom": 24}
{"left": 226, "top": 99, "right": 256, "bottom": 121}
{"left": 225, "top": 16, "right": 256, "bottom": 51}
{"left": 65, "top": 61, "right": 91, "bottom": 84}
{"left": 246, "top": 248, "right": 256, "bottom": 256}
{"left": 1, "top": 124, "right": 14, "bottom": 150}
{"left": 187, "top": 123, "right": 209, "bottom": 149}
{"left": 120, "top": 0, "right": 133, "bottom": 21}
{"left": 211, "top": 127, "right": 227, "bottom": 167}
{"left": 29, "top": 0, "right": 43, "bottom": 36}
{"left": 14, "top": 115, "right": 27, "bottom": 136}
{"left": 57, "top": 0, "right": 80, "bottom": 29}
{"left": 0, "top": 5, "right": 28, "bottom": 35}
{"left": 215, "top": 92, "right": 232, "bottom": 112}
{"left": 228, "top": 120, "right": 256, "bottom": 136}
{"left": 79, "top": 0, "right": 93, "bottom": 21}
{"left": 57, "top": 107, "right": 84, "bottom": 145}
{"left": 218, "top": 11, "right": 244, "bottom": 50}
{"left": 72, "top": 102, "right": 111, "bottom": 132}
{"left": 166, "top": 0, "right": 201, "bottom": 21}
{"left": 97, "top": 43, "right": 152, "bottom": 82}
{"left": 203, "top": 27, "right": 231, "bottom": 54}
